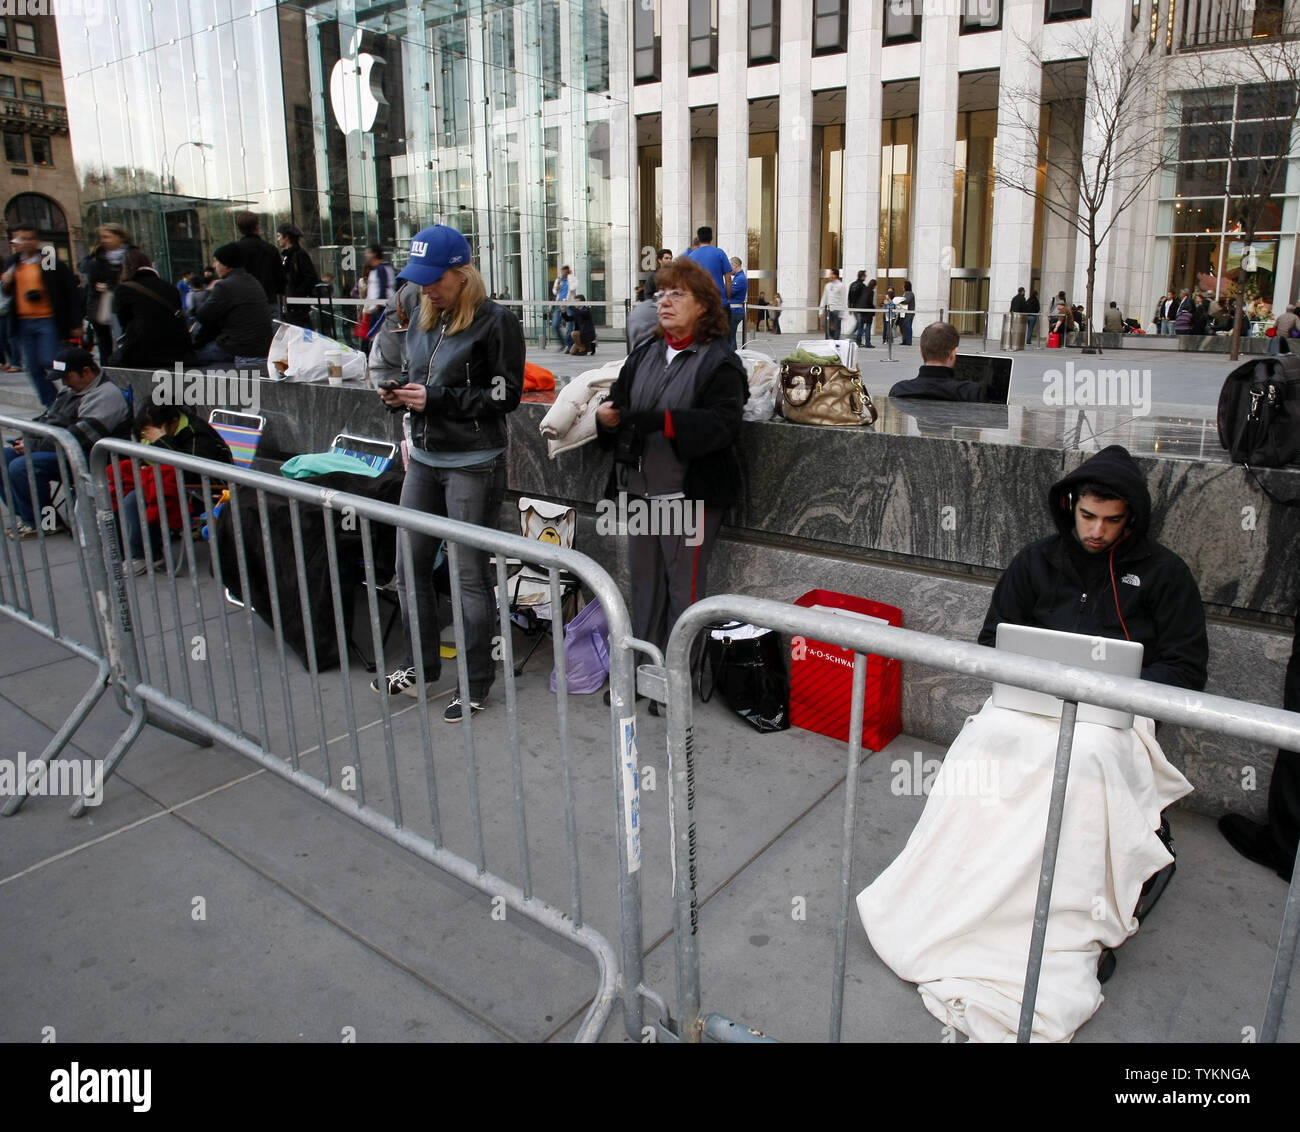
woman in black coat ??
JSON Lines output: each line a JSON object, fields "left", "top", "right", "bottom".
{"left": 81, "top": 223, "right": 132, "bottom": 365}
{"left": 109, "top": 249, "right": 194, "bottom": 368}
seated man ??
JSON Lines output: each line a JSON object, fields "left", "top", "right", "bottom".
{"left": 566, "top": 296, "right": 598, "bottom": 355}
{"left": 191, "top": 244, "right": 275, "bottom": 366}
{"left": 887, "top": 321, "right": 986, "bottom": 402}
{"left": 858, "top": 444, "right": 1208, "bottom": 1042}
{"left": 1103, "top": 301, "right": 1125, "bottom": 334}
{"left": 2, "top": 347, "right": 131, "bottom": 538}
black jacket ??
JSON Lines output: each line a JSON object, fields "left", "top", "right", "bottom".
{"left": 150, "top": 414, "right": 233, "bottom": 466}
{"left": 110, "top": 271, "right": 193, "bottom": 368}
{"left": 889, "top": 364, "right": 986, "bottom": 403}
{"left": 848, "top": 279, "right": 867, "bottom": 312}
{"left": 79, "top": 245, "right": 132, "bottom": 321}
{"left": 569, "top": 305, "right": 596, "bottom": 343}
{"left": 597, "top": 335, "right": 747, "bottom": 507}
{"left": 404, "top": 299, "right": 525, "bottom": 456}
{"left": 281, "top": 245, "right": 319, "bottom": 298}
{"left": 978, "top": 445, "right": 1208, "bottom": 691}
{"left": 192, "top": 268, "right": 275, "bottom": 357}
{"left": 236, "top": 235, "right": 284, "bottom": 304}
{"left": 3, "top": 252, "right": 81, "bottom": 339}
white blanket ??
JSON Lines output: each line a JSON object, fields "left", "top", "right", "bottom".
{"left": 537, "top": 360, "right": 622, "bottom": 458}
{"left": 857, "top": 700, "right": 1192, "bottom": 1042}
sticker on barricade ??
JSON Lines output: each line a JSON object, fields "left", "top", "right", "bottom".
{"left": 620, "top": 716, "right": 641, "bottom": 874}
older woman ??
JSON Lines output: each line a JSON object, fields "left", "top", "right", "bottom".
{"left": 374, "top": 225, "right": 524, "bottom": 722}
{"left": 595, "top": 257, "right": 746, "bottom": 686}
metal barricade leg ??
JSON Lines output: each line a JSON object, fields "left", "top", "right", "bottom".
{"left": 1017, "top": 699, "right": 1079, "bottom": 1042}
{"left": 829, "top": 653, "right": 868, "bottom": 1042}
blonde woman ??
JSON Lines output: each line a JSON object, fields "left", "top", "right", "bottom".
{"left": 374, "top": 225, "right": 525, "bottom": 721}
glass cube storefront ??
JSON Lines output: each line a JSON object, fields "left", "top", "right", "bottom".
{"left": 56, "top": 0, "right": 627, "bottom": 336}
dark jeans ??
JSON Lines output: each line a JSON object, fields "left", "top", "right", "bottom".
{"left": 395, "top": 454, "right": 506, "bottom": 700}
{"left": 825, "top": 311, "right": 841, "bottom": 339}
{"left": 902, "top": 313, "right": 914, "bottom": 345}
{"left": 121, "top": 489, "right": 166, "bottom": 561}
{"left": 2, "top": 446, "right": 59, "bottom": 526}
{"left": 729, "top": 307, "right": 744, "bottom": 349}
{"left": 17, "top": 316, "right": 58, "bottom": 408}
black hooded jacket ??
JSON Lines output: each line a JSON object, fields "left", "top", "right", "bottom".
{"left": 978, "top": 445, "right": 1208, "bottom": 691}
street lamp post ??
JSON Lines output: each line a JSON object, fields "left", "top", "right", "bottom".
{"left": 167, "top": 140, "right": 211, "bottom": 194}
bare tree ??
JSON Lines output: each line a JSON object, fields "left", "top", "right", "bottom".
{"left": 992, "top": 24, "right": 1173, "bottom": 350}
{"left": 1175, "top": 34, "right": 1300, "bottom": 360}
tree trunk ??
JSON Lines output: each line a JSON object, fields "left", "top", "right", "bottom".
{"left": 1085, "top": 244, "right": 1096, "bottom": 352}
{"left": 1229, "top": 262, "right": 1244, "bottom": 362}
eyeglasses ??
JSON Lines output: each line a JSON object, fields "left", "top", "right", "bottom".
{"left": 654, "top": 289, "right": 690, "bottom": 303}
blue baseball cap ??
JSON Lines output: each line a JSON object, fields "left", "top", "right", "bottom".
{"left": 397, "top": 225, "right": 472, "bottom": 286}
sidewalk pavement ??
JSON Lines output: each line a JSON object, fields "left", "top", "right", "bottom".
{"left": 0, "top": 531, "right": 1294, "bottom": 1043}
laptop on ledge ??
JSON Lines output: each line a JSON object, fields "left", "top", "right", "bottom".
{"left": 953, "top": 354, "right": 1013, "bottom": 404}
{"left": 991, "top": 623, "right": 1145, "bottom": 729}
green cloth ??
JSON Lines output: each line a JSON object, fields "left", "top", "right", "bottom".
{"left": 280, "top": 451, "right": 383, "bottom": 479}
{"left": 781, "top": 348, "right": 841, "bottom": 364}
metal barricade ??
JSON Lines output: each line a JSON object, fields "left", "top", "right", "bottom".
{"left": 84, "top": 438, "right": 657, "bottom": 1042}
{"left": 653, "top": 594, "right": 1300, "bottom": 1044}
{"left": 0, "top": 414, "right": 211, "bottom": 817}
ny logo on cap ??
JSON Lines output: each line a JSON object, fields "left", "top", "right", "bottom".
{"left": 411, "top": 240, "right": 428, "bottom": 257}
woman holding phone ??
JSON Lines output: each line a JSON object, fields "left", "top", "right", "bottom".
{"left": 374, "top": 225, "right": 525, "bottom": 722}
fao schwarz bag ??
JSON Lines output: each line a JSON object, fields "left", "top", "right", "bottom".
{"left": 1217, "top": 355, "right": 1300, "bottom": 506}
{"left": 776, "top": 361, "right": 878, "bottom": 428}
{"left": 699, "top": 621, "right": 790, "bottom": 734}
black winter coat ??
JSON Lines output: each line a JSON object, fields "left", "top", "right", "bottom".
{"left": 889, "top": 364, "right": 986, "bottom": 402}
{"left": 978, "top": 445, "right": 1208, "bottom": 691}
{"left": 597, "top": 335, "right": 747, "bottom": 508}
{"left": 3, "top": 252, "right": 81, "bottom": 339}
{"left": 110, "top": 271, "right": 193, "bottom": 368}
{"left": 236, "top": 235, "right": 284, "bottom": 304}
{"left": 192, "top": 268, "right": 275, "bottom": 357}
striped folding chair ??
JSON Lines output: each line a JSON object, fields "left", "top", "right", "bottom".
{"left": 208, "top": 409, "right": 266, "bottom": 469}
{"left": 328, "top": 432, "right": 397, "bottom": 474}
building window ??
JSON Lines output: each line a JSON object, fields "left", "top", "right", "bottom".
{"left": 3, "top": 132, "right": 25, "bottom": 164}
{"left": 29, "top": 134, "right": 50, "bottom": 166}
{"left": 0, "top": 77, "right": 14, "bottom": 100}
{"left": 749, "top": 0, "right": 780, "bottom": 64}
{"left": 21, "top": 79, "right": 42, "bottom": 102}
{"left": 14, "top": 21, "right": 36, "bottom": 54}
{"left": 884, "top": 2, "right": 922, "bottom": 45}
{"left": 1044, "top": 0, "right": 1091, "bottom": 21}
{"left": 961, "top": 0, "right": 1002, "bottom": 34}
{"left": 688, "top": 0, "right": 717, "bottom": 74}
{"left": 0, "top": 25, "right": 8, "bottom": 52}
{"left": 813, "top": 0, "right": 848, "bottom": 54}
{"left": 634, "top": 1, "right": 660, "bottom": 84}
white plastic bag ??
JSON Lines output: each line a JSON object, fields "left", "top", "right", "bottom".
{"left": 267, "top": 323, "right": 368, "bottom": 383}
{"left": 737, "top": 346, "right": 780, "bottom": 421}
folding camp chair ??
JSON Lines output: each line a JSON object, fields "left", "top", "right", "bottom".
{"left": 328, "top": 432, "right": 397, "bottom": 474}
{"left": 495, "top": 497, "right": 580, "bottom": 675}
{"left": 208, "top": 409, "right": 265, "bottom": 468}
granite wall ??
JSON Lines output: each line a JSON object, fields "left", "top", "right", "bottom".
{"left": 107, "top": 368, "right": 1299, "bottom": 818}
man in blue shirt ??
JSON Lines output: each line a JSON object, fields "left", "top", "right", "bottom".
{"left": 727, "top": 256, "right": 747, "bottom": 348}
{"left": 684, "top": 227, "right": 732, "bottom": 302}
{"left": 551, "top": 265, "right": 573, "bottom": 349}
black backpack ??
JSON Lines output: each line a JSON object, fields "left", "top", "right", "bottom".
{"left": 1217, "top": 354, "right": 1300, "bottom": 469}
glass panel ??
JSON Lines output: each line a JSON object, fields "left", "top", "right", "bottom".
{"left": 879, "top": 116, "right": 914, "bottom": 271}
{"left": 30, "top": 135, "right": 51, "bottom": 166}
{"left": 1176, "top": 161, "right": 1226, "bottom": 196}
{"left": 21, "top": 79, "right": 42, "bottom": 101}
{"left": 0, "top": 77, "right": 15, "bottom": 99}
{"left": 14, "top": 22, "right": 36, "bottom": 54}
{"left": 3, "top": 133, "right": 24, "bottom": 163}
{"left": 1172, "top": 198, "right": 1224, "bottom": 234}
{"left": 1238, "top": 82, "right": 1298, "bottom": 122}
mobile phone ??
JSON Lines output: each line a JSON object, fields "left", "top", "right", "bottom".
{"left": 378, "top": 379, "right": 408, "bottom": 392}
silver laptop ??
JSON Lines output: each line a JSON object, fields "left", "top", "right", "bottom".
{"left": 992, "top": 623, "right": 1145, "bottom": 729}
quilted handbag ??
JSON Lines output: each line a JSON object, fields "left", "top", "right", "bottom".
{"left": 776, "top": 362, "right": 877, "bottom": 427}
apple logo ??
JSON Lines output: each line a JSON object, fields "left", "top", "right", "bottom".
{"left": 329, "top": 30, "right": 387, "bottom": 135}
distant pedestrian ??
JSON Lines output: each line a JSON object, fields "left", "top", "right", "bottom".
{"left": 234, "top": 210, "right": 284, "bottom": 321}
{"left": 820, "top": 268, "right": 846, "bottom": 339}
{"left": 771, "top": 292, "right": 783, "bottom": 334}
{"left": 901, "top": 280, "right": 916, "bottom": 345}
{"left": 848, "top": 270, "right": 869, "bottom": 345}
{"left": 1025, "top": 289, "right": 1040, "bottom": 345}
{"left": 683, "top": 227, "right": 732, "bottom": 302}
{"left": 727, "top": 256, "right": 747, "bottom": 348}
{"left": 862, "top": 277, "right": 877, "bottom": 347}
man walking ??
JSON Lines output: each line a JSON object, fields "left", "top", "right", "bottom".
{"left": 901, "top": 280, "right": 916, "bottom": 345}
{"left": 2, "top": 225, "right": 79, "bottom": 408}
{"left": 848, "top": 270, "right": 869, "bottom": 346}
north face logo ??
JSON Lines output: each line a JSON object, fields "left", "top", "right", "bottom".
{"left": 1121, "top": 573, "right": 1140, "bottom": 587}
{"left": 410, "top": 240, "right": 428, "bottom": 257}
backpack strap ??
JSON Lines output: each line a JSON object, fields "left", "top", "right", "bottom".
{"left": 118, "top": 279, "right": 184, "bottom": 320}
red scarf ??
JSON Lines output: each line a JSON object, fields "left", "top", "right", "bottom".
{"left": 664, "top": 332, "right": 694, "bottom": 350}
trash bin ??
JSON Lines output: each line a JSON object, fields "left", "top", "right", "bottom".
{"left": 1000, "top": 313, "right": 1026, "bottom": 351}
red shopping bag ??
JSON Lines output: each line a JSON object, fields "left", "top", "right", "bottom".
{"left": 789, "top": 589, "right": 902, "bottom": 751}
{"left": 1047, "top": 332, "right": 1061, "bottom": 348}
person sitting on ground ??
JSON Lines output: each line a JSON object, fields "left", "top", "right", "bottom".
{"left": 887, "top": 321, "right": 986, "bottom": 402}
{"left": 1049, "top": 302, "right": 1073, "bottom": 337}
{"left": 190, "top": 244, "right": 275, "bottom": 365}
{"left": 109, "top": 249, "right": 194, "bottom": 369}
{"left": 107, "top": 403, "right": 233, "bottom": 574}
{"left": 566, "top": 295, "right": 598, "bottom": 355}
{"left": 1102, "top": 301, "right": 1125, "bottom": 334}
{"left": 1270, "top": 303, "right": 1300, "bottom": 356}
{"left": 2, "top": 347, "right": 130, "bottom": 538}
{"left": 858, "top": 445, "right": 1208, "bottom": 1042}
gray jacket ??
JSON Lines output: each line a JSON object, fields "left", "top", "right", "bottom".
{"left": 32, "top": 374, "right": 131, "bottom": 456}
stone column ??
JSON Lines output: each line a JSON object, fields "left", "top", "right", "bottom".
{"left": 841, "top": 1, "right": 882, "bottom": 279}
{"left": 660, "top": 0, "right": 692, "bottom": 255}
{"left": 912, "top": 9, "right": 959, "bottom": 325}
{"left": 988, "top": 0, "right": 1044, "bottom": 331}
{"left": 777, "top": 0, "right": 815, "bottom": 333}
{"left": 716, "top": 0, "right": 750, "bottom": 271}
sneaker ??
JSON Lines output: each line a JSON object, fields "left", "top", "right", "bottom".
{"left": 371, "top": 666, "right": 420, "bottom": 698}
{"left": 443, "top": 694, "right": 483, "bottom": 723}
{"left": 130, "top": 557, "right": 170, "bottom": 577}
{"left": 5, "top": 519, "right": 37, "bottom": 540}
